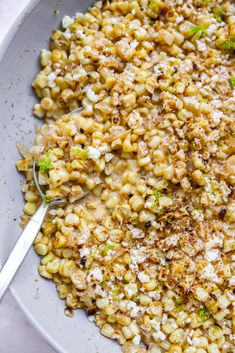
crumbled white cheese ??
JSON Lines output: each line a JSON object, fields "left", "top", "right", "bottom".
{"left": 207, "top": 24, "right": 217, "bottom": 36}
{"left": 87, "top": 267, "right": 103, "bottom": 283}
{"left": 47, "top": 72, "right": 56, "bottom": 88}
{"left": 133, "top": 335, "right": 141, "bottom": 345}
{"left": 84, "top": 85, "right": 99, "bottom": 103}
{"left": 63, "top": 29, "right": 72, "bottom": 39}
{"left": 137, "top": 271, "right": 150, "bottom": 283}
{"left": 175, "top": 15, "right": 184, "bottom": 23}
{"left": 125, "top": 283, "right": 138, "bottom": 297}
{"left": 79, "top": 247, "right": 90, "bottom": 259}
{"left": 62, "top": 15, "right": 74, "bottom": 29}
{"left": 130, "top": 228, "right": 145, "bottom": 239}
{"left": 206, "top": 236, "right": 223, "bottom": 249}
{"left": 205, "top": 249, "right": 220, "bottom": 262}
{"left": 130, "top": 247, "right": 147, "bottom": 264}
{"left": 201, "top": 263, "right": 220, "bottom": 283}
{"left": 76, "top": 230, "right": 90, "bottom": 245}
{"left": 87, "top": 146, "right": 101, "bottom": 160}
{"left": 75, "top": 12, "right": 83, "bottom": 19}
{"left": 196, "top": 39, "right": 207, "bottom": 52}
{"left": 211, "top": 110, "right": 223, "bottom": 125}
{"left": 105, "top": 153, "right": 114, "bottom": 162}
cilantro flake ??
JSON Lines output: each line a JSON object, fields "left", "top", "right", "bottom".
{"left": 43, "top": 195, "right": 54, "bottom": 203}
{"left": 219, "top": 37, "right": 235, "bottom": 51}
{"left": 38, "top": 154, "right": 51, "bottom": 173}
{"left": 228, "top": 77, "right": 235, "bottom": 89}
{"left": 214, "top": 8, "right": 224, "bottom": 23}
{"left": 189, "top": 25, "right": 207, "bottom": 38}
{"left": 199, "top": 306, "right": 210, "bottom": 321}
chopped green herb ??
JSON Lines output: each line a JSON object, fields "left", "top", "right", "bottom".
{"left": 189, "top": 25, "right": 207, "bottom": 38}
{"left": 152, "top": 189, "right": 160, "bottom": 204}
{"left": 228, "top": 77, "right": 235, "bottom": 89}
{"left": 175, "top": 297, "right": 183, "bottom": 306}
{"left": 112, "top": 285, "right": 120, "bottom": 297}
{"left": 75, "top": 147, "right": 88, "bottom": 159}
{"left": 214, "top": 8, "right": 224, "bottom": 23}
{"left": 100, "top": 280, "right": 107, "bottom": 287}
{"left": 199, "top": 306, "right": 210, "bottom": 321}
{"left": 216, "top": 139, "right": 223, "bottom": 146}
{"left": 102, "top": 244, "right": 112, "bottom": 256}
{"left": 166, "top": 219, "right": 173, "bottom": 225}
{"left": 130, "top": 214, "right": 138, "bottom": 223}
{"left": 219, "top": 37, "right": 235, "bottom": 51}
{"left": 38, "top": 154, "right": 51, "bottom": 173}
{"left": 43, "top": 195, "right": 54, "bottom": 203}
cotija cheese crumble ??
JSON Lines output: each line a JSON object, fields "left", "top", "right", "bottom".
{"left": 17, "top": 0, "right": 235, "bottom": 352}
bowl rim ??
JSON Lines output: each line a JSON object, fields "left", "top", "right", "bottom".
{"left": 0, "top": 1, "right": 66, "bottom": 352}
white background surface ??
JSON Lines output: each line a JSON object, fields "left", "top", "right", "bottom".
{"left": 0, "top": 1, "right": 56, "bottom": 352}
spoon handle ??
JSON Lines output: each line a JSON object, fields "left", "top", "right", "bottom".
{"left": 0, "top": 202, "right": 49, "bottom": 302}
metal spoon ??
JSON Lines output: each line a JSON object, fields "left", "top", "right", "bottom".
{"left": 0, "top": 109, "right": 88, "bottom": 301}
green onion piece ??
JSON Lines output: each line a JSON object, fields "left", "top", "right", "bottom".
{"left": 216, "top": 139, "right": 223, "bottom": 146}
{"left": 219, "top": 37, "right": 235, "bottom": 50}
{"left": 38, "top": 154, "right": 51, "bottom": 173}
{"left": 214, "top": 8, "right": 224, "bottom": 23}
{"left": 75, "top": 147, "right": 88, "bottom": 159}
{"left": 199, "top": 306, "right": 210, "bottom": 321}
{"left": 43, "top": 195, "right": 54, "bottom": 203}
{"left": 228, "top": 77, "right": 235, "bottom": 89}
{"left": 189, "top": 25, "right": 207, "bottom": 38}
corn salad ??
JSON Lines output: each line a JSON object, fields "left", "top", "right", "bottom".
{"left": 17, "top": 0, "right": 235, "bottom": 352}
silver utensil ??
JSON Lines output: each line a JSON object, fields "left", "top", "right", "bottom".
{"left": 0, "top": 109, "right": 88, "bottom": 301}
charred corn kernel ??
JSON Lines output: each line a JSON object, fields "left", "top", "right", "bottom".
{"left": 56, "top": 284, "right": 68, "bottom": 299}
{"left": 33, "top": 231, "right": 43, "bottom": 245}
{"left": 124, "top": 283, "right": 138, "bottom": 298}
{"left": 207, "top": 344, "right": 220, "bottom": 353}
{"left": 193, "top": 286, "right": 209, "bottom": 302}
{"left": 34, "top": 243, "right": 48, "bottom": 256}
{"left": 25, "top": 191, "right": 38, "bottom": 202}
{"left": 192, "top": 170, "right": 206, "bottom": 186}
{"left": 52, "top": 49, "right": 62, "bottom": 62}
{"left": 208, "top": 326, "right": 223, "bottom": 341}
{"left": 96, "top": 298, "right": 109, "bottom": 309}
{"left": 46, "top": 259, "right": 60, "bottom": 273}
{"left": 116, "top": 314, "right": 131, "bottom": 326}
{"left": 54, "top": 234, "right": 67, "bottom": 248}
{"left": 122, "top": 326, "right": 134, "bottom": 339}
{"left": 41, "top": 97, "right": 53, "bottom": 110}
{"left": 41, "top": 252, "right": 55, "bottom": 265}
{"left": 169, "top": 329, "right": 186, "bottom": 344}
{"left": 129, "top": 195, "right": 144, "bottom": 211}
{"left": 33, "top": 74, "right": 47, "bottom": 89}
{"left": 101, "top": 324, "right": 114, "bottom": 338}
{"left": 38, "top": 265, "right": 53, "bottom": 279}
{"left": 23, "top": 202, "right": 37, "bottom": 216}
